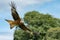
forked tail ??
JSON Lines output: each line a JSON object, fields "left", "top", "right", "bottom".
{"left": 5, "top": 19, "right": 17, "bottom": 29}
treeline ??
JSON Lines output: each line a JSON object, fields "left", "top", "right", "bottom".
{"left": 14, "top": 11, "right": 60, "bottom": 40}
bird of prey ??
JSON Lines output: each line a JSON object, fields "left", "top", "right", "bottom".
{"left": 5, "top": 2, "right": 33, "bottom": 34}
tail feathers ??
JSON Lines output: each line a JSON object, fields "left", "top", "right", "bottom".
{"left": 5, "top": 19, "right": 17, "bottom": 29}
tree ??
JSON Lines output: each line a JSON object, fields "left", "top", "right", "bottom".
{"left": 14, "top": 11, "right": 60, "bottom": 40}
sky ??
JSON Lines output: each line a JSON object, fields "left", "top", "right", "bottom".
{"left": 0, "top": 0, "right": 60, "bottom": 40}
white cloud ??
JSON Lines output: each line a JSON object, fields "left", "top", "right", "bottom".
{"left": 0, "top": 0, "right": 53, "bottom": 12}
{"left": 0, "top": 32, "right": 13, "bottom": 40}
{"left": 0, "top": 0, "right": 53, "bottom": 10}
{"left": 18, "top": 0, "right": 52, "bottom": 5}
{"left": 0, "top": 0, "right": 53, "bottom": 7}
{"left": 0, "top": 35, "right": 13, "bottom": 40}
{"left": 15, "top": 0, "right": 52, "bottom": 4}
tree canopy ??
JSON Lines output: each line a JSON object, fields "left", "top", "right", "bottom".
{"left": 14, "top": 11, "right": 60, "bottom": 40}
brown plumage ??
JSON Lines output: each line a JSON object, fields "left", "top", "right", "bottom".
{"left": 5, "top": 2, "right": 32, "bottom": 34}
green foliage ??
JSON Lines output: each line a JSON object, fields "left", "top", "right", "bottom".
{"left": 14, "top": 11, "right": 60, "bottom": 40}
{"left": 47, "top": 27, "right": 60, "bottom": 40}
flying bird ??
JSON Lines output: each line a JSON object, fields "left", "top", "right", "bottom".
{"left": 5, "top": 2, "right": 33, "bottom": 34}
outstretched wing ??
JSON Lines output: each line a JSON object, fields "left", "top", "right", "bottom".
{"left": 10, "top": 2, "right": 21, "bottom": 21}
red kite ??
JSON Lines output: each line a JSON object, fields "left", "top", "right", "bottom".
{"left": 5, "top": 2, "right": 33, "bottom": 34}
